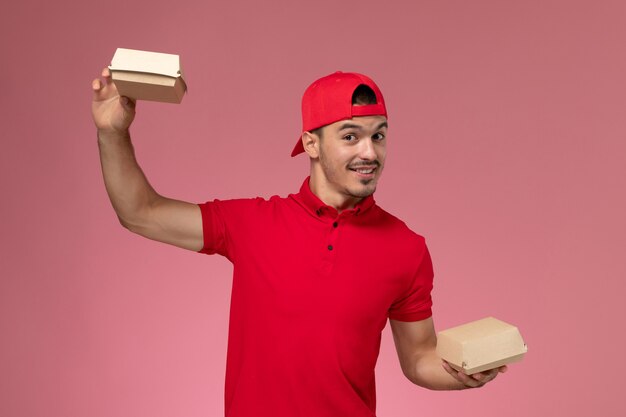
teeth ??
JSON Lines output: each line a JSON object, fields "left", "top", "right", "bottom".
{"left": 356, "top": 169, "right": 374, "bottom": 174}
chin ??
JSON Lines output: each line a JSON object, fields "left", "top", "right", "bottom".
{"left": 350, "top": 182, "right": 377, "bottom": 198}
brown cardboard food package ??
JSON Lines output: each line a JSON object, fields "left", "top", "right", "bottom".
{"left": 108, "top": 48, "right": 187, "bottom": 103}
{"left": 436, "top": 317, "right": 527, "bottom": 374}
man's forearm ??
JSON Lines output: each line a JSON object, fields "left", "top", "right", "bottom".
{"left": 409, "top": 351, "right": 468, "bottom": 390}
{"left": 97, "top": 129, "right": 160, "bottom": 230}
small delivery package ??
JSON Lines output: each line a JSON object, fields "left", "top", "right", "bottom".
{"left": 108, "top": 48, "right": 187, "bottom": 103}
{"left": 436, "top": 317, "right": 528, "bottom": 374}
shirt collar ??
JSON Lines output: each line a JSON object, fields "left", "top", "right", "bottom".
{"left": 291, "top": 176, "right": 376, "bottom": 220}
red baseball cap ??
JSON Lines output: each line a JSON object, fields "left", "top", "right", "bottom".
{"left": 291, "top": 71, "right": 388, "bottom": 157}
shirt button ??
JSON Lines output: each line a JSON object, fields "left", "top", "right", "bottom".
{"left": 327, "top": 245, "right": 333, "bottom": 251}
{"left": 333, "top": 222, "right": 338, "bottom": 228}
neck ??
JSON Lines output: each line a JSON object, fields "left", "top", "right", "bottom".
{"left": 308, "top": 169, "right": 362, "bottom": 213}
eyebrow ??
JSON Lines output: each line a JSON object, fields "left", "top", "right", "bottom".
{"left": 338, "top": 121, "right": 388, "bottom": 131}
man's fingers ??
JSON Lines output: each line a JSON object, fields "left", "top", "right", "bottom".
{"left": 442, "top": 361, "right": 454, "bottom": 375}
{"left": 441, "top": 361, "right": 457, "bottom": 378}
{"left": 471, "top": 369, "right": 498, "bottom": 383}
{"left": 92, "top": 77, "right": 108, "bottom": 101}
{"left": 442, "top": 361, "right": 505, "bottom": 388}
{"left": 92, "top": 67, "right": 121, "bottom": 102}
{"left": 472, "top": 365, "right": 507, "bottom": 382}
{"left": 456, "top": 370, "right": 481, "bottom": 388}
{"left": 442, "top": 361, "right": 481, "bottom": 388}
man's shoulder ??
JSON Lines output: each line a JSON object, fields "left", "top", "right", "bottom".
{"left": 199, "top": 192, "right": 295, "bottom": 214}
{"left": 371, "top": 204, "right": 426, "bottom": 245}
{"left": 200, "top": 192, "right": 291, "bottom": 205}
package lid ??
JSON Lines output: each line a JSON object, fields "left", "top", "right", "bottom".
{"left": 436, "top": 317, "right": 528, "bottom": 374}
{"left": 109, "top": 48, "right": 184, "bottom": 79}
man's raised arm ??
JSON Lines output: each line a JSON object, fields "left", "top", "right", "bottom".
{"left": 91, "top": 67, "right": 203, "bottom": 251}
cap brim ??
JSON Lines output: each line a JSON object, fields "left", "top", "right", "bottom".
{"left": 291, "top": 135, "right": 305, "bottom": 157}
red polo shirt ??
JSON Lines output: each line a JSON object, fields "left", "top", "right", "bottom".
{"left": 198, "top": 177, "right": 433, "bottom": 417}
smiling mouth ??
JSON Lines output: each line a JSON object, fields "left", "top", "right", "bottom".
{"left": 350, "top": 167, "right": 376, "bottom": 174}
{"left": 348, "top": 165, "right": 379, "bottom": 179}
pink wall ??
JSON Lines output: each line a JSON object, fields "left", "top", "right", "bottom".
{"left": 1, "top": 0, "right": 625, "bottom": 416}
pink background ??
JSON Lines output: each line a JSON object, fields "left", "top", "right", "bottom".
{"left": 1, "top": 0, "right": 625, "bottom": 416}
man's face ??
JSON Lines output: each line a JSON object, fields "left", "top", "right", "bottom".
{"left": 315, "top": 115, "right": 388, "bottom": 202}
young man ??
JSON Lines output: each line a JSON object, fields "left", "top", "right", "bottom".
{"left": 92, "top": 69, "right": 506, "bottom": 417}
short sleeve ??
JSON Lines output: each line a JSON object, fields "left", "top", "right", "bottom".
{"left": 197, "top": 197, "right": 268, "bottom": 261}
{"left": 388, "top": 244, "right": 434, "bottom": 322}
{"left": 197, "top": 200, "right": 230, "bottom": 258}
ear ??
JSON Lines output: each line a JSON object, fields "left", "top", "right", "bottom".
{"left": 302, "top": 131, "right": 320, "bottom": 158}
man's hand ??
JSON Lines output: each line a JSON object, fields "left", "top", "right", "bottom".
{"left": 442, "top": 361, "right": 508, "bottom": 389}
{"left": 91, "top": 67, "right": 136, "bottom": 133}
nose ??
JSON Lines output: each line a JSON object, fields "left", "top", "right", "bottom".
{"left": 358, "top": 138, "right": 377, "bottom": 161}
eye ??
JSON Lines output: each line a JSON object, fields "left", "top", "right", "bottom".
{"left": 372, "top": 132, "right": 385, "bottom": 141}
{"left": 343, "top": 134, "right": 357, "bottom": 141}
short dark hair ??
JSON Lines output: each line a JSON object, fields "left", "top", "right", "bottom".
{"left": 351, "top": 84, "right": 377, "bottom": 106}
{"left": 311, "top": 84, "right": 377, "bottom": 138}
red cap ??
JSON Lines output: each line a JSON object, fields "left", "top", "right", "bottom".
{"left": 291, "top": 71, "right": 387, "bottom": 157}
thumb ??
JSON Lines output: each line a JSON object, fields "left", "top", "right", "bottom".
{"left": 118, "top": 96, "right": 136, "bottom": 130}
{"left": 120, "top": 96, "right": 136, "bottom": 111}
